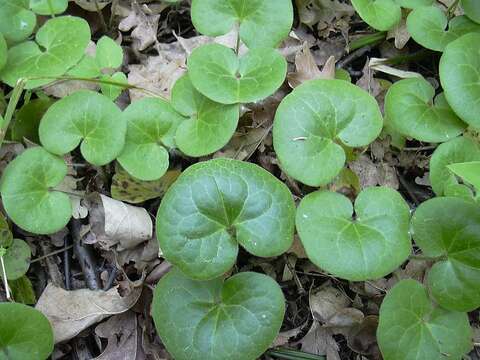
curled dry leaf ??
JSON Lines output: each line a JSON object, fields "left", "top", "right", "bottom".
{"left": 387, "top": 17, "right": 411, "bottom": 50}
{"left": 88, "top": 194, "right": 152, "bottom": 251}
{"left": 36, "top": 283, "right": 142, "bottom": 343}
{"left": 346, "top": 316, "right": 381, "bottom": 358}
{"left": 369, "top": 58, "right": 422, "bottom": 79}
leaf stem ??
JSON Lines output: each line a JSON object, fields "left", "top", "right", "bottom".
{"left": 47, "top": 0, "right": 55, "bottom": 17}
{"left": 0, "top": 79, "right": 26, "bottom": 148}
{"left": 409, "top": 254, "right": 442, "bottom": 261}
{"left": 349, "top": 32, "right": 386, "bottom": 52}
{"left": 0, "top": 255, "right": 11, "bottom": 301}
{"left": 447, "top": 0, "right": 461, "bottom": 19}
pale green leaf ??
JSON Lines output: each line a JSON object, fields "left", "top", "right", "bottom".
{"left": 412, "top": 196, "right": 480, "bottom": 311}
{"left": 1, "top": 239, "right": 30, "bottom": 280}
{"left": 296, "top": 187, "right": 411, "bottom": 281}
{"left": 429, "top": 136, "right": 480, "bottom": 196}
{"left": 0, "top": 16, "right": 91, "bottom": 89}
{"left": 0, "top": 302, "right": 54, "bottom": 360}
{"left": 0, "top": 0, "right": 36, "bottom": 43}
{"left": 152, "top": 269, "right": 285, "bottom": 360}
{"left": 100, "top": 72, "right": 127, "bottom": 100}
{"left": 117, "top": 97, "right": 184, "bottom": 181}
{"left": 156, "top": 158, "right": 296, "bottom": 280}
{"left": 0, "top": 147, "right": 71, "bottom": 235}
{"left": 273, "top": 79, "right": 383, "bottom": 186}
{"left": 96, "top": 36, "right": 123, "bottom": 69}
{"left": 448, "top": 161, "right": 480, "bottom": 191}
{"left": 190, "top": 0, "right": 293, "bottom": 48}
{"left": 407, "top": 6, "right": 480, "bottom": 51}
{"left": 462, "top": 0, "right": 480, "bottom": 23}
{"left": 29, "top": 0, "right": 68, "bottom": 15}
{"left": 188, "top": 44, "right": 287, "bottom": 104}
{"left": 39, "top": 90, "right": 126, "bottom": 166}
{"left": 377, "top": 279, "right": 472, "bottom": 360}
{"left": 385, "top": 77, "right": 466, "bottom": 142}
{"left": 172, "top": 74, "right": 239, "bottom": 157}
{"left": 440, "top": 33, "right": 480, "bottom": 129}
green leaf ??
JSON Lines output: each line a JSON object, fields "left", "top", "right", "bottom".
{"left": 407, "top": 6, "right": 480, "bottom": 52}
{"left": 0, "top": 302, "right": 54, "bottom": 360}
{"left": 273, "top": 79, "right": 383, "bottom": 187}
{"left": 171, "top": 74, "right": 239, "bottom": 157}
{"left": 100, "top": 72, "right": 127, "bottom": 101}
{"left": 296, "top": 187, "right": 411, "bottom": 281}
{"left": 152, "top": 268, "right": 285, "bottom": 360}
{"left": 39, "top": 90, "right": 125, "bottom": 166}
{"left": 117, "top": 97, "right": 184, "bottom": 181}
{"left": 96, "top": 36, "right": 123, "bottom": 69}
{"left": 190, "top": 0, "right": 293, "bottom": 49}
{"left": 0, "top": 147, "right": 71, "bottom": 234}
{"left": 29, "top": 0, "right": 68, "bottom": 15}
{"left": 156, "top": 158, "right": 295, "bottom": 280}
{"left": 0, "top": 0, "right": 36, "bottom": 43}
{"left": 68, "top": 55, "right": 100, "bottom": 78}
{"left": 0, "top": 33, "right": 6, "bottom": 71}
{"left": 377, "top": 279, "right": 472, "bottom": 360}
{"left": 440, "top": 33, "right": 480, "bottom": 129}
{"left": 9, "top": 275, "right": 36, "bottom": 304}
{"left": 1, "top": 239, "right": 30, "bottom": 280}
{"left": 412, "top": 196, "right": 480, "bottom": 311}
{"left": 111, "top": 165, "right": 181, "bottom": 204}
{"left": 10, "top": 98, "right": 54, "bottom": 143}
{"left": 448, "top": 161, "right": 480, "bottom": 192}
{"left": 463, "top": 0, "right": 480, "bottom": 23}
{"left": 188, "top": 44, "right": 287, "bottom": 104}
{"left": 430, "top": 137, "right": 480, "bottom": 196}
{"left": 0, "top": 213, "right": 12, "bottom": 248}
{"left": 385, "top": 77, "right": 466, "bottom": 142}
{"left": 0, "top": 16, "right": 91, "bottom": 89}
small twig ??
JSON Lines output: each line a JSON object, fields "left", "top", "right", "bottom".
{"left": 103, "top": 267, "right": 117, "bottom": 291}
{"left": 403, "top": 145, "right": 437, "bottom": 152}
{"left": 64, "top": 235, "right": 71, "bottom": 290}
{"left": 71, "top": 219, "right": 100, "bottom": 290}
{"left": 0, "top": 255, "right": 11, "bottom": 300}
{"left": 337, "top": 45, "right": 372, "bottom": 69}
{"left": 30, "top": 244, "right": 74, "bottom": 264}
{"left": 94, "top": 0, "right": 108, "bottom": 33}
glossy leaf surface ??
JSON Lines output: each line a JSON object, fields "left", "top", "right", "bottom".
{"left": 0, "top": 0, "right": 36, "bottom": 43}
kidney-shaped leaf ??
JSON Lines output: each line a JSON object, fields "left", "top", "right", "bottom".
{"left": 117, "top": 97, "right": 184, "bottom": 181}
{"left": 407, "top": 6, "right": 480, "bottom": 51}
{"left": 385, "top": 77, "right": 466, "bottom": 142}
{"left": 463, "top": 0, "right": 480, "bottom": 23}
{"left": 0, "top": 147, "right": 71, "bottom": 235}
{"left": 39, "top": 90, "right": 125, "bottom": 166}
{"left": 0, "top": 0, "right": 36, "bottom": 43}
{"left": 156, "top": 158, "right": 295, "bottom": 280}
{"left": 430, "top": 137, "right": 480, "bottom": 196}
{"left": 440, "top": 33, "right": 480, "bottom": 129}
{"left": 273, "top": 79, "right": 383, "bottom": 187}
{"left": 190, "top": 0, "right": 293, "bottom": 49}
{"left": 0, "top": 16, "right": 90, "bottom": 89}
{"left": 188, "top": 44, "right": 287, "bottom": 105}
{"left": 0, "top": 33, "right": 6, "bottom": 71}
{"left": 171, "top": 74, "right": 239, "bottom": 157}
{"left": 412, "top": 197, "right": 480, "bottom": 311}
{"left": 152, "top": 268, "right": 285, "bottom": 360}
{"left": 448, "top": 161, "right": 480, "bottom": 192}
{"left": 0, "top": 302, "right": 54, "bottom": 360}
{"left": 29, "top": 0, "right": 68, "bottom": 15}
{"left": 1, "top": 238, "right": 31, "bottom": 280}
{"left": 296, "top": 187, "right": 411, "bottom": 281}
{"left": 96, "top": 35, "right": 123, "bottom": 69}
{"left": 377, "top": 279, "right": 472, "bottom": 360}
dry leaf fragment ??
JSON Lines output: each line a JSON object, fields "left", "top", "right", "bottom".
{"left": 349, "top": 155, "right": 399, "bottom": 190}
{"left": 36, "top": 283, "right": 141, "bottom": 343}
{"left": 369, "top": 58, "right": 422, "bottom": 79}
{"left": 387, "top": 17, "right": 411, "bottom": 50}
{"left": 88, "top": 194, "right": 152, "bottom": 251}
{"left": 118, "top": 3, "right": 161, "bottom": 51}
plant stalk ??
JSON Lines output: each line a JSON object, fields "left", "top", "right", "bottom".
{"left": 0, "top": 255, "right": 11, "bottom": 300}
{"left": 0, "top": 79, "right": 26, "bottom": 148}
{"left": 349, "top": 32, "right": 386, "bottom": 52}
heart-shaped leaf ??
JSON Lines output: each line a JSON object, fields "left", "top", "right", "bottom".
{"left": 448, "top": 161, "right": 480, "bottom": 192}
{"left": 96, "top": 35, "right": 123, "bottom": 69}
{"left": 152, "top": 268, "right": 285, "bottom": 360}
{"left": 29, "top": 0, "right": 68, "bottom": 15}
{"left": 0, "top": 147, "right": 71, "bottom": 234}
{"left": 10, "top": 98, "right": 54, "bottom": 143}
{"left": 156, "top": 158, "right": 295, "bottom": 280}
{"left": 463, "top": 0, "right": 480, "bottom": 23}
{"left": 407, "top": 6, "right": 480, "bottom": 51}
{"left": 117, "top": 97, "right": 184, "bottom": 181}
{"left": 1, "top": 239, "right": 31, "bottom": 280}
{"left": 430, "top": 137, "right": 480, "bottom": 196}
{"left": 0, "top": 302, "right": 54, "bottom": 360}
{"left": 273, "top": 79, "right": 383, "bottom": 187}
{"left": 190, "top": 0, "right": 293, "bottom": 49}
{"left": 171, "top": 74, "right": 239, "bottom": 157}
{"left": 0, "top": 16, "right": 91, "bottom": 89}
{"left": 440, "top": 33, "right": 480, "bottom": 129}
{"left": 187, "top": 44, "right": 287, "bottom": 105}
{"left": 296, "top": 187, "right": 411, "bottom": 281}
{"left": 385, "top": 77, "right": 466, "bottom": 142}
{"left": 412, "top": 196, "right": 480, "bottom": 311}
{"left": 377, "top": 279, "right": 472, "bottom": 360}
{"left": 0, "top": 33, "right": 6, "bottom": 71}
{"left": 39, "top": 90, "right": 126, "bottom": 166}
{"left": 0, "top": 0, "right": 36, "bottom": 43}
